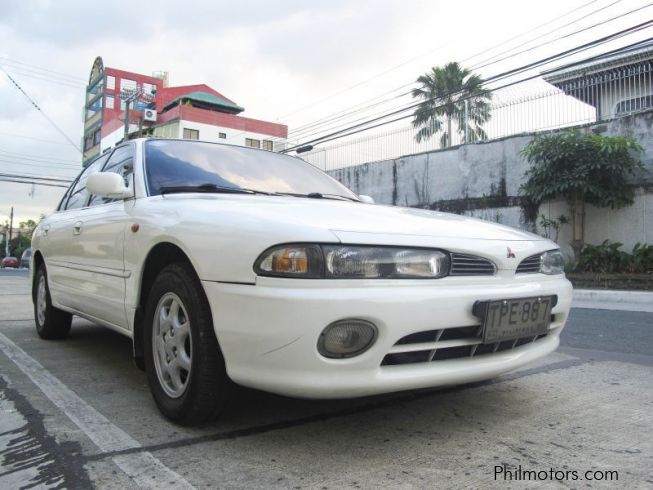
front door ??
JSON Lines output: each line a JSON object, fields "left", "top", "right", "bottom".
{"left": 68, "top": 144, "right": 135, "bottom": 330}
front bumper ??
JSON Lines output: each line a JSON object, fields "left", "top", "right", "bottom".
{"left": 202, "top": 273, "right": 572, "bottom": 398}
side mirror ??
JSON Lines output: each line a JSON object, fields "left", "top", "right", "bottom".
{"left": 87, "top": 172, "right": 131, "bottom": 199}
{"left": 359, "top": 194, "right": 374, "bottom": 204}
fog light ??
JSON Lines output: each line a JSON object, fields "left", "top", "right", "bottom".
{"left": 318, "top": 319, "right": 377, "bottom": 358}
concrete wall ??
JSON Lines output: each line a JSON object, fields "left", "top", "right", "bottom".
{"left": 327, "top": 110, "right": 653, "bottom": 257}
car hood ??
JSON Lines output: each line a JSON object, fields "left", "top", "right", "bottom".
{"left": 161, "top": 194, "right": 542, "bottom": 241}
{"left": 144, "top": 194, "right": 553, "bottom": 283}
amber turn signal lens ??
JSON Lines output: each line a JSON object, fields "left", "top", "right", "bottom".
{"left": 271, "top": 248, "right": 309, "bottom": 273}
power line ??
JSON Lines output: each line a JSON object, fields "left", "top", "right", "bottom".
{"left": 0, "top": 177, "right": 69, "bottom": 188}
{"left": 0, "top": 57, "right": 86, "bottom": 83}
{"left": 0, "top": 172, "right": 74, "bottom": 183}
{"left": 0, "top": 68, "right": 82, "bottom": 153}
{"left": 0, "top": 132, "right": 82, "bottom": 147}
{"left": 283, "top": 22, "right": 652, "bottom": 152}
{"left": 471, "top": 1, "right": 653, "bottom": 71}
{"left": 306, "top": 34, "right": 652, "bottom": 148}
{"left": 0, "top": 160, "right": 81, "bottom": 176}
{"left": 0, "top": 65, "right": 86, "bottom": 89}
{"left": 292, "top": 0, "right": 653, "bottom": 144}
{"left": 288, "top": 11, "right": 653, "bottom": 145}
{"left": 0, "top": 150, "right": 81, "bottom": 166}
{"left": 282, "top": 0, "right": 622, "bottom": 135}
{"left": 459, "top": 0, "right": 604, "bottom": 65}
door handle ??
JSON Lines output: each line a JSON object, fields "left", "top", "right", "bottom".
{"left": 73, "top": 221, "right": 83, "bottom": 235}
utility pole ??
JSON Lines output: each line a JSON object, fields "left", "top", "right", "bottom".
{"left": 120, "top": 88, "right": 154, "bottom": 140}
{"left": 3, "top": 224, "right": 8, "bottom": 257}
{"left": 8, "top": 206, "right": 13, "bottom": 244}
{"left": 5, "top": 207, "right": 13, "bottom": 257}
{"left": 123, "top": 99, "right": 132, "bottom": 140}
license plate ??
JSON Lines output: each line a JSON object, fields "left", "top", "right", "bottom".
{"left": 482, "top": 296, "right": 553, "bottom": 343}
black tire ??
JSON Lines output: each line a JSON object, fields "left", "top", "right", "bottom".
{"left": 33, "top": 264, "right": 72, "bottom": 340}
{"left": 143, "top": 262, "right": 230, "bottom": 425}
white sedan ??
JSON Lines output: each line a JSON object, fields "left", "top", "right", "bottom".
{"left": 32, "top": 138, "right": 572, "bottom": 425}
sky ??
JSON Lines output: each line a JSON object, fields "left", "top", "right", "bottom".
{"left": 0, "top": 0, "right": 651, "bottom": 224}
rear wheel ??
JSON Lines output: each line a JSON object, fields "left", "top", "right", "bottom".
{"left": 33, "top": 264, "right": 72, "bottom": 339}
{"left": 144, "top": 262, "right": 229, "bottom": 425}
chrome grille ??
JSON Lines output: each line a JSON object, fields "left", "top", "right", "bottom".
{"left": 450, "top": 253, "right": 496, "bottom": 276}
{"left": 381, "top": 325, "right": 550, "bottom": 366}
{"left": 516, "top": 254, "right": 542, "bottom": 274}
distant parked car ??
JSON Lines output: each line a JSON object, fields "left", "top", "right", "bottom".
{"left": 21, "top": 248, "right": 32, "bottom": 269}
{"left": 31, "top": 138, "right": 572, "bottom": 425}
{"left": 2, "top": 256, "right": 19, "bottom": 268}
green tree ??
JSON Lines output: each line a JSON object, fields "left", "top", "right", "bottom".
{"left": 411, "top": 62, "right": 491, "bottom": 147}
{"left": 521, "top": 131, "right": 643, "bottom": 259}
{"left": 19, "top": 219, "right": 38, "bottom": 236}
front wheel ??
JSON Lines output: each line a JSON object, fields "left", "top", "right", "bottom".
{"left": 33, "top": 264, "right": 72, "bottom": 340}
{"left": 143, "top": 262, "right": 230, "bottom": 425}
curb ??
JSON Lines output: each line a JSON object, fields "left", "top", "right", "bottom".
{"left": 573, "top": 288, "right": 653, "bottom": 313}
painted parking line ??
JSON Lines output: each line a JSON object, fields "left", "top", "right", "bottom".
{"left": 0, "top": 332, "right": 194, "bottom": 490}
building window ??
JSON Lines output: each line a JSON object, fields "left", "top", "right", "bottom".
{"left": 143, "top": 82, "right": 156, "bottom": 96}
{"left": 106, "top": 75, "right": 115, "bottom": 90}
{"left": 219, "top": 132, "right": 226, "bottom": 139}
{"left": 245, "top": 138, "right": 261, "bottom": 149}
{"left": 120, "top": 98, "right": 126, "bottom": 110}
{"left": 84, "top": 135, "right": 94, "bottom": 151}
{"left": 121, "top": 78, "right": 137, "bottom": 92}
{"left": 183, "top": 128, "right": 199, "bottom": 140}
{"left": 105, "top": 95, "right": 114, "bottom": 109}
{"left": 262, "top": 140, "right": 273, "bottom": 151}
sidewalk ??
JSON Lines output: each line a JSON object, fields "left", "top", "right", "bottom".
{"left": 573, "top": 288, "right": 653, "bottom": 313}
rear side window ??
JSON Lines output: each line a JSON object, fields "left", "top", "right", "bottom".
{"left": 64, "top": 155, "right": 109, "bottom": 210}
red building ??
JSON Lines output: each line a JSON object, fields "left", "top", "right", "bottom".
{"left": 83, "top": 57, "right": 288, "bottom": 165}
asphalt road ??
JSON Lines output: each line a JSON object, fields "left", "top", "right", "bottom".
{"left": 0, "top": 268, "right": 651, "bottom": 489}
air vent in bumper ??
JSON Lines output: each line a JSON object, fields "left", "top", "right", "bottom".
{"left": 381, "top": 324, "right": 551, "bottom": 366}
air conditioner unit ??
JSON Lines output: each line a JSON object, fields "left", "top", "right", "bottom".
{"left": 143, "top": 109, "right": 157, "bottom": 122}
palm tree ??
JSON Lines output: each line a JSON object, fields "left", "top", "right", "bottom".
{"left": 411, "top": 62, "right": 492, "bottom": 147}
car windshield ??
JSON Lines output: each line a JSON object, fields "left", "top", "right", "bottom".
{"left": 144, "top": 140, "right": 359, "bottom": 200}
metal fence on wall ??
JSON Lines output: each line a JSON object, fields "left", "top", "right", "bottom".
{"left": 297, "top": 55, "right": 653, "bottom": 172}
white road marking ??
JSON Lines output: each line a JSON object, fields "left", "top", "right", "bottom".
{"left": 0, "top": 332, "right": 195, "bottom": 489}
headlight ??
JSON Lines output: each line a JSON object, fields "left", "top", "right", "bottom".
{"left": 323, "top": 246, "right": 449, "bottom": 278}
{"left": 254, "top": 244, "right": 450, "bottom": 279}
{"left": 540, "top": 250, "right": 565, "bottom": 275}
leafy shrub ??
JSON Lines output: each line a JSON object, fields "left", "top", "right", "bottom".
{"left": 631, "top": 243, "right": 653, "bottom": 273}
{"left": 575, "top": 241, "right": 653, "bottom": 274}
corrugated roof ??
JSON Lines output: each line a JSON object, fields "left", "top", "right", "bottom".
{"left": 163, "top": 91, "right": 244, "bottom": 114}
{"left": 543, "top": 39, "right": 653, "bottom": 84}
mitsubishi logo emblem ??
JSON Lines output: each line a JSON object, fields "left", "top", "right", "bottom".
{"left": 507, "top": 247, "right": 516, "bottom": 259}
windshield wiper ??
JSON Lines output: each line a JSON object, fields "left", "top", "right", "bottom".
{"left": 160, "top": 183, "right": 276, "bottom": 196}
{"left": 276, "top": 192, "right": 360, "bottom": 202}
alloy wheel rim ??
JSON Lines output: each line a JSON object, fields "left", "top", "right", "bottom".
{"left": 37, "top": 275, "right": 47, "bottom": 326}
{"left": 152, "top": 292, "right": 192, "bottom": 399}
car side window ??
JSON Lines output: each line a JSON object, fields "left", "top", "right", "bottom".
{"left": 64, "top": 155, "right": 109, "bottom": 210}
{"left": 88, "top": 145, "right": 134, "bottom": 206}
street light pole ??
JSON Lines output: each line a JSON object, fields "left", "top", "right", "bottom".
{"left": 120, "top": 89, "right": 145, "bottom": 141}
{"left": 123, "top": 99, "right": 131, "bottom": 140}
